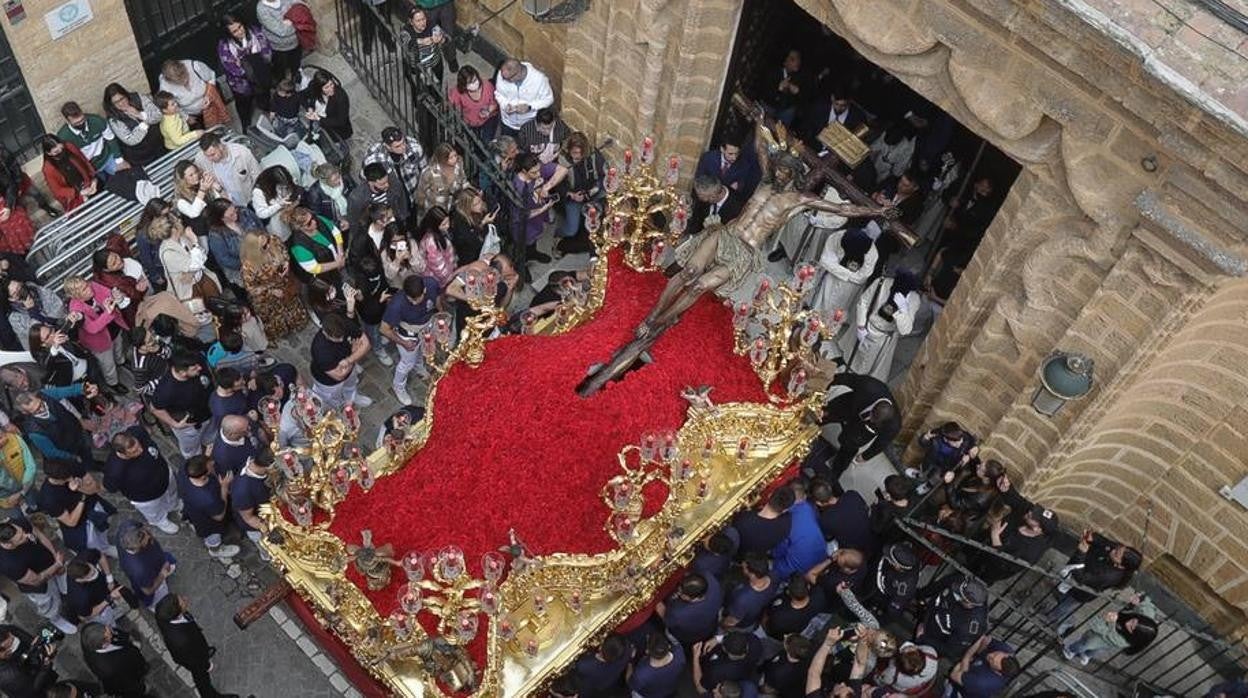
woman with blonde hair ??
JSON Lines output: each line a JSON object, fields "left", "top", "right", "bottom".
{"left": 450, "top": 187, "right": 500, "bottom": 262}
{"left": 240, "top": 230, "right": 308, "bottom": 340}
{"left": 172, "top": 160, "right": 225, "bottom": 237}
{"left": 158, "top": 58, "right": 220, "bottom": 127}
{"left": 63, "top": 275, "right": 129, "bottom": 393}
{"left": 415, "top": 142, "right": 467, "bottom": 213}
{"left": 152, "top": 214, "right": 220, "bottom": 300}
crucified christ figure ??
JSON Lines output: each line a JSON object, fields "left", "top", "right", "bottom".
{"left": 577, "top": 118, "right": 898, "bottom": 397}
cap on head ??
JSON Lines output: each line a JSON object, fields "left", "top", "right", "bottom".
{"left": 382, "top": 126, "right": 404, "bottom": 144}
{"left": 954, "top": 577, "right": 987, "bottom": 607}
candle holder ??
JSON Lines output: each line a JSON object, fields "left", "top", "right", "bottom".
{"left": 596, "top": 136, "right": 684, "bottom": 272}
{"left": 731, "top": 269, "right": 837, "bottom": 394}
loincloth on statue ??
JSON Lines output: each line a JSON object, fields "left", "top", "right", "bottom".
{"left": 672, "top": 229, "right": 761, "bottom": 297}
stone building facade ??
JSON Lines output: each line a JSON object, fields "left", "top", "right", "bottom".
{"left": 3, "top": 0, "right": 1247, "bottom": 635}
{"left": 454, "top": 0, "right": 1248, "bottom": 634}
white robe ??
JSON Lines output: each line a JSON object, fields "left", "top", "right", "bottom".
{"left": 810, "top": 231, "right": 877, "bottom": 319}
{"left": 837, "top": 276, "right": 920, "bottom": 381}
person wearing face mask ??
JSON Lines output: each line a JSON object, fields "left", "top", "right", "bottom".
{"left": 0, "top": 623, "right": 61, "bottom": 697}
{"left": 837, "top": 269, "right": 922, "bottom": 382}
{"left": 809, "top": 227, "right": 876, "bottom": 329}
{"left": 448, "top": 66, "right": 499, "bottom": 143}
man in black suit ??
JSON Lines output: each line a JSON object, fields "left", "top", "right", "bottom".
{"left": 694, "top": 136, "right": 762, "bottom": 199}
{"left": 0, "top": 624, "right": 59, "bottom": 698}
{"left": 803, "top": 371, "right": 902, "bottom": 485}
{"left": 155, "top": 594, "right": 242, "bottom": 698}
{"left": 79, "top": 622, "right": 151, "bottom": 698}
{"left": 801, "top": 92, "right": 867, "bottom": 151}
{"left": 689, "top": 174, "right": 747, "bottom": 236}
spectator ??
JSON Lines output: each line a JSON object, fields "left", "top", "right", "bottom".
{"left": 80, "top": 622, "right": 150, "bottom": 696}
{"left": 759, "top": 48, "right": 807, "bottom": 125}
{"left": 1062, "top": 592, "right": 1158, "bottom": 666}
{"left": 303, "top": 69, "right": 354, "bottom": 143}
{"left": 509, "top": 152, "right": 565, "bottom": 267}
{"left": 761, "top": 634, "right": 813, "bottom": 697}
{"left": 413, "top": 0, "right": 457, "bottom": 71}
{"left": 629, "top": 631, "right": 685, "bottom": 698}
{"left": 194, "top": 133, "right": 262, "bottom": 208}
{"left": 241, "top": 230, "right": 308, "bottom": 341}
{"left": 416, "top": 143, "right": 467, "bottom": 213}
{"left": 7, "top": 279, "right": 70, "bottom": 351}
{"left": 868, "top": 474, "right": 913, "bottom": 545}
{"left": 400, "top": 7, "right": 448, "bottom": 88}
{"left": 557, "top": 131, "right": 605, "bottom": 250}
{"left": 104, "top": 426, "right": 181, "bottom": 534}
{"left": 252, "top": 164, "right": 300, "bottom": 240}
{"left": 286, "top": 206, "right": 346, "bottom": 288}
{"left": 62, "top": 277, "right": 128, "bottom": 394}
{"left": 416, "top": 206, "right": 456, "bottom": 288}
{"left": 172, "top": 160, "right": 227, "bottom": 240}
{"left": 91, "top": 240, "right": 149, "bottom": 328}
{"left": 230, "top": 448, "right": 275, "bottom": 560}
{"left": 149, "top": 352, "right": 214, "bottom": 458}
{"left": 255, "top": 0, "right": 303, "bottom": 80}
{"left": 917, "top": 574, "right": 988, "bottom": 658}
{"left": 156, "top": 92, "right": 204, "bottom": 150}
{"left": 874, "top": 641, "right": 939, "bottom": 694}
{"left": 102, "top": 83, "right": 166, "bottom": 167}
{"left": 804, "top": 627, "right": 870, "bottom": 697}
{"left": 309, "top": 312, "right": 373, "bottom": 410}
{"left": 948, "top": 635, "right": 1019, "bottom": 698}
{"left": 40, "top": 135, "right": 97, "bottom": 212}
{"left": 217, "top": 13, "right": 273, "bottom": 127}
{"left": 655, "top": 572, "right": 722, "bottom": 647}
{"left": 132, "top": 199, "right": 172, "bottom": 288}
{"left": 361, "top": 127, "right": 423, "bottom": 221}
{"left": 12, "top": 385, "right": 95, "bottom": 472}
{"left": 38, "top": 459, "right": 116, "bottom": 556}
{"left": 151, "top": 215, "right": 220, "bottom": 301}
{"left": 26, "top": 324, "right": 98, "bottom": 389}
{"left": 448, "top": 65, "right": 498, "bottom": 143}
{"left": 159, "top": 59, "right": 219, "bottom": 128}
{"left": 303, "top": 163, "right": 350, "bottom": 232}
{"left": 0, "top": 623, "right": 60, "bottom": 696}
{"left": 267, "top": 77, "right": 306, "bottom": 142}
{"left": 117, "top": 519, "right": 175, "bottom": 609}
{"left": 0, "top": 519, "right": 77, "bottom": 635}
{"left": 723, "top": 553, "right": 780, "bottom": 630}
{"left": 731, "top": 485, "right": 794, "bottom": 556}
{"left": 178, "top": 455, "right": 241, "bottom": 559}
{"left": 495, "top": 58, "right": 554, "bottom": 139}
{"left": 517, "top": 108, "right": 569, "bottom": 165}
{"left": 450, "top": 187, "right": 501, "bottom": 263}
{"left": 0, "top": 190, "right": 37, "bottom": 259}
{"left": 205, "top": 198, "right": 253, "bottom": 288}
{"left": 208, "top": 367, "right": 251, "bottom": 428}
{"left": 911, "top": 421, "right": 978, "bottom": 494}
{"left": 973, "top": 488, "right": 1058, "bottom": 584}
{"left": 357, "top": 0, "right": 393, "bottom": 56}
{"left": 57, "top": 101, "right": 125, "bottom": 179}
{"left": 1047, "top": 530, "right": 1142, "bottom": 633}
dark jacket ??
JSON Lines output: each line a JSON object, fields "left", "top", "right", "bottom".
{"left": 694, "top": 149, "right": 761, "bottom": 197}
{"left": 0, "top": 625, "right": 57, "bottom": 698}
{"left": 346, "top": 171, "right": 410, "bottom": 231}
{"left": 302, "top": 181, "right": 349, "bottom": 225}
{"left": 302, "top": 84, "right": 353, "bottom": 140}
{"left": 83, "top": 634, "right": 149, "bottom": 696}
{"left": 1069, "top": 533, "right": 1135, "bottom": 602}
{"left": 158, "top": 614, "right": 212, "bottom": 672}
{"left": 801, "top": 94, "right": 867, "bottom": 147}
{"left": 822, "top": 372, "right": 900, "bottom": 461}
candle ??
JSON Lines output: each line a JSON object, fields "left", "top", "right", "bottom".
{"left": 281, "top": 452, "right": 299, "bottom": 478}
{"left": 521, "top": 311, "right": 536, "bottom": 334}
{"left": 736, "top": 436, "right": 750, "bottom": 461}
{"left": 481, "top": 588, "right": 499, "bottom": 615}
{"left": 293, "top": 503, "right": 311, "bottom": 527}
{"left": 754, "top": 277, "right": 772, "bottom": 303}
{"left": 333, "top": 467, "right": 350, "bottom": 496}
{"left": 403, "top": 551, "right": 424, "bottom": 581}
{"left": 498, "top": 617, "right": 515, "bottom": 641}
{"left": 605, "top": 166, "right": 619, "bottom": 193}
{"left": 569, "top": 590, "right": 583, "bottom": 614}
{"left": 585, "top": 205, "right": 601, "bottom": 232}
{"left": 650, "top": 239, "right": 666, "bottom": 267}
{"left": 358, "top": 463, "right": 374, "bottom": 491}
{"left": 609, "top": 215, "right": 625, "bottom": 241}
{"left": 343, "top": 403, "right": 358, "bottom": 430}
{"left": 641, "top": 136, "right": 654, "bottom": 165}
{"left": 623, "top": 148, "right": 634, "bottom": 173}
{"left": 832, "top": 308, "right": 846, "bottom": 323}
{"left": 389, "top": 610, "right": 410, "bottom": 639}
{"left": 533, "top": 591, "right": 547, "bottom": 615}
{"left": 788, "top": 367, "right": 808, "bottom": 396}
{"left": 701, "top": 436, "right": 715, "bottom": 461}
{"left": 676, "top": 458, "right": 693, "bottom": 480}
{"left": 749, "top": 337, "right": 768, "bottom": 365}
{"left": 525, "top": 638, "right": 539, "bottom": 658}
{"left": 696, "top": 478, "right": 709, "bottom": 499}
{"left": 670, "top": 205, "right": 687, "bottom": 234}
{"left": 665, "top": 155, "right": 680, "bottom": 185}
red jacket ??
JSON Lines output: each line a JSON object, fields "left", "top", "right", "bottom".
{"left": 42, "top": 142, "right": 96, "bottom": 211}
{"left": 285, "top": 3, "right": 318, "bottom": 51}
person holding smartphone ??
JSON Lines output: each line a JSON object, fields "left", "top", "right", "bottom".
{"left": 508, "top": 152, "right": 567, "bottom": 270}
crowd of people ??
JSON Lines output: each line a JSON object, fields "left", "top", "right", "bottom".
{"left": 0, "top": 3, "right": 1235, "bottom": 698}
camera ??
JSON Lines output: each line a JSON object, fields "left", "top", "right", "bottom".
{"left": 17, "top": 625, "right": 63, "bottom": 670}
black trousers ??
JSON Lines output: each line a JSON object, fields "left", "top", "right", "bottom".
{"left": 271, "top": 47, "right": 303, "bottom": 82}
{"left": 423, "top": 2, "right": 459, "bottom": 71}
{"left": 188, "top": 664, "right": 225, "bottom": 698}
{"left": 359, "top": 0, "right": 393, "bottom": 55}
{"left": 805, "top": 392, "right": 875, "bottom": 484}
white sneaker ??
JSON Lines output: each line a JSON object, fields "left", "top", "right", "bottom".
{"left": 208, "top": 544, "right": 241, "bottom": 559}
{"left": 914, "top": 482, "right": 931, "bottom": 495}
{"left": 374, "top": 350, "right": 394, "bottom": 367}
{"left": 1079, "top": 655, "right": 1089, "bottom": 666}
{"left": 394, "top": 386, "right": 413, "bottom": 406}
{"left": 353, "top": 394, "right": 374, "bottom": 408}
{"left": 904, "top": 467, "right": 921, "bottom": 479}
{"left": 154, "top": 520, "right": 180, "bottom": 535}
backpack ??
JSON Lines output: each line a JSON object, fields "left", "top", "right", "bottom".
{"left": 285, "top": 2, "right": 318, "bottom": 51}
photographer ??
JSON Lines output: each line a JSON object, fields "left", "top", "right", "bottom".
{"left": 0, "top": 624, "right": 60, "bottom": 697}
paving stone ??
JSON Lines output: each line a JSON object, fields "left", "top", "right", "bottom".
{"left": 297, "top": 635, "right": 321, "bottom": 657}
{"left": 329, "top": 672, "right": 351, "bottom": 692}
{"left": 313, "top": 652, "right": 339, "bottom": 675}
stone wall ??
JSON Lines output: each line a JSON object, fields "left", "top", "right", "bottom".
{"left": 0, "top": 0, "right": 146, "bottom": 133}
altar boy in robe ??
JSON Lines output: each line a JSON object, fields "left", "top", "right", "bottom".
{"left": 837, "top": 270, "right": 922, "bottom": 382}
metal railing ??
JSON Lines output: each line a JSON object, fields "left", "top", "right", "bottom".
{"left": 894, "top": 516, "right": 1248, "bottom": 697}
{"left": 28, "top": 128, "right": 253, "bottom": 288}
{"left": 331, "top": 0, "right": 521, "bottom": 206}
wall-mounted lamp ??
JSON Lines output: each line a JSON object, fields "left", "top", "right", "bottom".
{"left": 1031, "top": 351, "right": 1094, "bottom": 416}
{"left": 522, "top": 0, "right": 590, "bottom": 22}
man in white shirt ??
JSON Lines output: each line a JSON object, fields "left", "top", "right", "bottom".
{"left": 494, "top": 58, "right": 554, "bottom": 138}
{"left": 193, "top": 133, "right": 261, "bottom": 208}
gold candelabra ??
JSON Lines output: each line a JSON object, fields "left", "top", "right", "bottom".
{"left": 730, "top": 264, "right": 844, "bottom": 394}
{"left": 590, "top": 136, "right": 688, "bottom": 272}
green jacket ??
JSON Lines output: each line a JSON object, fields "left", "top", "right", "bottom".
{"left": 1086, "top": 594, "right": 1159, "bottom": 649}
{"left": 57, "top": 114, "right": 122, "bottom": 171}
{"left": 414, "top": 0, "right": 453, "bottom": 8}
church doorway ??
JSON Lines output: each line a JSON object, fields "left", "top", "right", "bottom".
{"left": 710, "top": 0, "right": 1022, "bottom": 385}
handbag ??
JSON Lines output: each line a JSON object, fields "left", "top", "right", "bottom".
{"left": 201, "top": 82, "right": 232, "bottom": 128}
{"left": 191, "top": 273, "right": 221, "bottom": 300}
